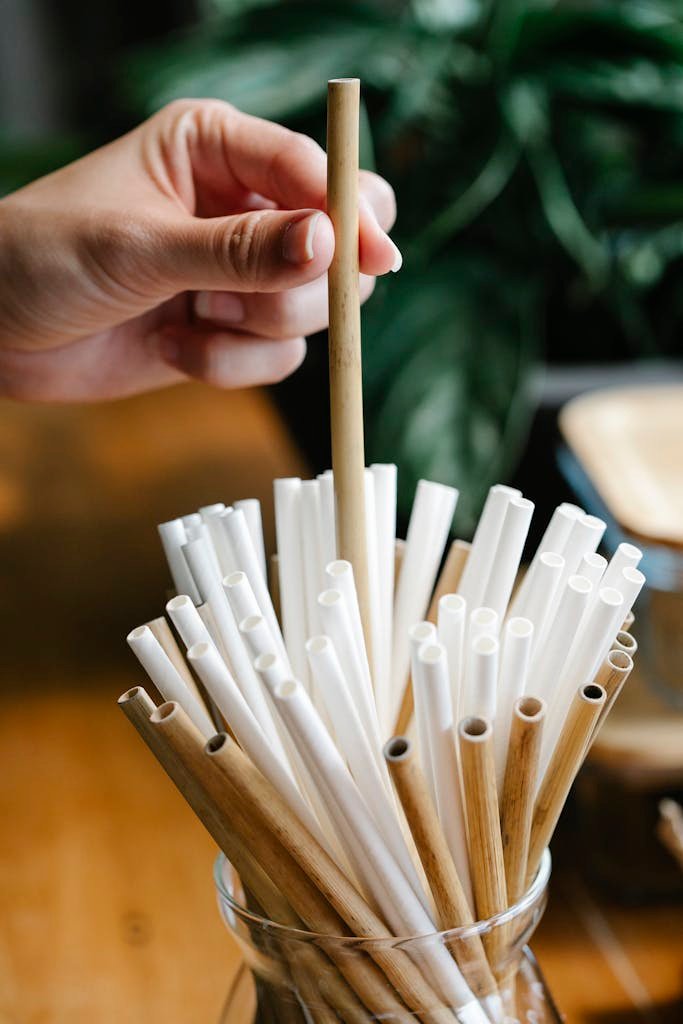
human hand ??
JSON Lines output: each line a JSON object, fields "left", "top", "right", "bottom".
{"left": 0, "top": 99, "right": 399, "bottom": 401}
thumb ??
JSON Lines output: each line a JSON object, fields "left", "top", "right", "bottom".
{"left": 162, "top": 208, "right": 335, "bottom": 293}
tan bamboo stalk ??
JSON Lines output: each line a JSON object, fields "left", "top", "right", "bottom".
{"left": 327, "top": 78, "right": 371, "bottom": 651}
{"left": 384, "top": 736, "right": 499, "bottom": 1005}
{"left": 269, "top": 553, "right": 282, "bottom": 626}
{"left": 427, "top": 540, "right": 472, "bottom": 624}
{"left": 202, "top": 730, "right": 457, "bottom": 1024}
{"left": 148, "top": 702, "right": 439, "bottom": 1023}
{"left": 527, "top": 683, "right": 606, "bottom": 885}
{"left": 499, "top": 697, "right": 546, "bottom": 904}
{"left": 590, "top": 649, "right": 634, "bottom": 742}
{"left": 458, "top": 717, "right": 508, "bottom": 970}
{"left": 621, "top": 609, "right": 635, "bottom": 632}
{"left": 118, "top": 686, "right": 290, "bottom": 922}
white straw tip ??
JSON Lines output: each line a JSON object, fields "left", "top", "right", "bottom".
{"left": 166, "top": 594, "right": 193, "bottom": 611}
{"left": 507, "top": 617, "right": 534, "bottom": 638}
{"left": 623, "top": 566, "right": 646, "bottom": 585}
{"left": 408, "top": 621, "right": 434, "bottom": 643}
{"left": 418, "top": 643, "right": 445, "bottom": 665}
{"left": 598, "top": 586, "right": 624, "bottom": 608}
{"left": 472, "top": 634, "right": 498, "bottom": 656}
{"left": 318, "top": 589, "right": 342, "bottom": 608}
{"left": 187, "top": 641, "right": 211, "bottom": 660}
{"left": 224, "top": 571, "right": 246, "bottom": 588}
{"left": 568, "top": 575, "right": 593, "bottom": 595}
{"left": 126, "top": 625, "right": 149, "bottom": 644}
{"left": 239, "top": 614, "right": 263, "bottom": 633}
{"left": 254, "top": 652, "right": 278, "bottom": 672}
{"left": 470, "top": 606, "right": 498, "bottom": 627}
{"left": 325, "top": 559, "right": 351, "bottom": 578}
{"left": 440, "top": 593, "right": 466, "bottom": 614}
{"left": 275, "top": 679, "right": 299, "bottom": 700}
{"left": 579, "top": 513, "right": 607, "bottom": 531}
{"left": 539, "top": 551, "right": 565, "bottom": 569}
{"left": 305, "top": 635, "right": 331, "bottom": 655}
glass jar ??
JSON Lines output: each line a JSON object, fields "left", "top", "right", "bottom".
{"left": 214, "top": 848, "right": 561, "bottom": 1024}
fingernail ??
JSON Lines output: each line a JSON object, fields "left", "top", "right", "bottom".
{"left": 389, "top": 239, "right": 403, "bottom": 273}
{"left": 195, "top": 291, "right": 244, "bottom": 325}
{"left": 283, "top": 211, "right": 323, "bottom": 264}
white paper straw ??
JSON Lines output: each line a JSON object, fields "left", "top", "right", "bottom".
{"left": 166, "top": 594, "right": 214, "bottom": 651}
{"left": 370, "top": 463, "right": 397, "bottom": 725}
{"left": 199, "top": 502, "right": 226, "bottom": 521}
{"left": 601, "top": 542, "right": 643, "bottom": 593}
{"left": 223, "top": 570, "right": 261, "bottom": 625}
{"left": 239, "top": 613, "right": 274, "bottom": 660}
{"left": 201, "top": 506, "right": 235, "bottom": 577}
{"left": 221, "top": 507, "right": 288, "bottom": 666}
{"left": 317, "top": 588, "right": 383, "bottom": 763}
{"left": 233, "top": 498, "right": 267, "bottom": 582}
{"left": 437, "top": 593, "right": 467, "bottom": 730}
{"left": 528, "top": 574, "right": 593, "bottom": 701}
{"left": 578, "top": 552, "right": 607, "bottom": 589}
{"left": 540, "top": 586, "right": 624, "bottom": 775}
{"left": 493, "top": 617, "right": 534, "bottom": 790}
{"left": 274, "top": 478, "right": 308, "bottom": 685}
{"left": 482, "top": 496, "right": 534, "bottom": 621}
{"left": 557, "top": 513, "right": 606, "bottom": 582}
{"left": 414, "top": 642, "right": 474, "bottom": 910}
{"left": 468, "top": 606, "right": 499, "bottom": 641}
{"left": 324, "top": 560, "right": 368, "bottom": 674}
{"left": 306, "top": 635, "right": 429, "bottom": 910}
{"left": 617, "top": 566, "right": 646, "bottom": 619}
{"left": 363, "top": 469, "right": 383, "bottom": 688}
{"left": 274, "top": 678, "right": 485, "bottom": 1020}
{"left": 182, "top": 512, "right": 202, "bottom": 537}
{"left": 409, "top": 620, "right": 438, "bottom": 801}
{"left": 182, "top": 535, "right": 283, "bottom": 755}
{"left": 157, "top": 519, "right": 201, "bottom": 604}
{"left": 389, "top": 480, "right": 459, "bottom": 733}
{"left": 316, "top": 470, "right": 337, "bottom": 569}
{"left": 457, "top": 484, "right": 520, "bottom": 609}
{"left": 507, "top": 503, "right": 582, "bottom": 618}
{"left": 512, "top": 552, "right": 564, "bottom": 646}
{"left": 464, "top": 634, "right": 499, "bottom": 721}
{"left": 127, "top": 624, "right": 213, "bottom": 736}
{"left": 187, "top": 641, "right": 328, "bottom": 845}
{"left": 299, "top": 480, "right": 325, "bottom": 640}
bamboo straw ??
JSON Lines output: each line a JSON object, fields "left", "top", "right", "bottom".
{"left": 117, "top": 686, "right": 292, "bottom": 926}
{"left": 611, "top": 630, "right": 638, "bottom": 658}
{"left": 203, "top": 729, "right": 480, "bottom": 1023}
{"left": 621, "top": 609, "right": 635, "bottom": 632}
{"left": 326, "top": 78, "right": 371, "bottom": 650}
{"left": 144, "top": 701, "right": 381, "bottom": 1024}
{"left": 526, "top": 683, "right": 606, "bottom": 885}
{"left": 458, "top": 718, "right": 508, "bottom": 935}
{"left": 427, "top": 540, "right": 472, "bottom": 624}
{"left": 146, "top": 615, "right": 205, "bottom": 708}
{"left": 590, "top": 649, "right": 633, "bottom": 740}
{"left": 384, "top": 737, "right": 500, "bottom": 1013}
{"left": 500, "top": 697, "right": 546, "bottom": 904}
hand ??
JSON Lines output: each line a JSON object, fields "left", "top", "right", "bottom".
{"left": 0, "top": 99, "right": 399, "bottom": 401}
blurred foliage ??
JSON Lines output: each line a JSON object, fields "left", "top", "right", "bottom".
{"left": 124, "top": 1, "right": 683, "bottom": 523}
{"left": 0, "top": 134, "right": 83, "bottom": 198}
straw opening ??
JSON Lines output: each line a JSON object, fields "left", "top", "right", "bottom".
{"left": 516, "top": 696, "right": 544, "bottom": 720}
{"left": 608, "top": 648, "right": 632, "bottom": 669}
{"left": 254, "top": 652, "right": 277, "bottom": 671}
{"left": 461, "top": 716, "right": 490, "bottom": 739}
{"left": 225, "top": 571, "right": 246, "bottom": 588}
{"left": 117, "top": 686, "right": 144, "bottom": 704}
{"left": 206, "top": 733, "right": 228, "bottom": 754}
{"left": 166, "top": 595, "right": 192, "bottom": 610}
{"left": 583, "top": 683, "right": 605, "bottom": 702}
{"left": 151, "top": 702, "right": 177, "bottom": 723}
{"left": 384, "top": 737, "right": 410, "bottom": 761}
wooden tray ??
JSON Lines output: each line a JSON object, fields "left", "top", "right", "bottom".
{"left": 559, "top": 384, "right": 683, "bottom": 550}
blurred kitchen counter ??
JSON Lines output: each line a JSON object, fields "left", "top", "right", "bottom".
{"left": 0, "top": 384, "right": 681, "bottom": 1024}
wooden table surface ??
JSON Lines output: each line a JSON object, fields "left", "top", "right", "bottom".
{"left": 0, "top": 384, "right": 681, "bottom": 1024}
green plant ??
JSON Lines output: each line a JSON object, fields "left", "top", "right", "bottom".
{"left": 121, "top": 0, "right": 683, "bottom": 531}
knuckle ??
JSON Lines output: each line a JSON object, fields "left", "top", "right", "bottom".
{"left": 78, "top": 214, "right": 165, "bottom": 295}
{"left": 216, "top": 211, "right": 272, "bottom": 283}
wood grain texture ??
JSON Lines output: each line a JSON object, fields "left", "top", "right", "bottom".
{"left": 528, "top": 685, "right": 606, "bottom": 885}
{"left": 384, "top": 737, "right": 498, "bottom": 1004}
{"left": 326, "top": 78, "right": 371, "bottom": 651}
{"left": 500, "top": 697, "right": 545, "bottom": 905}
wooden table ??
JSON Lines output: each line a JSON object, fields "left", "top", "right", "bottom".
{"left": 0, "top": 385, "right": 681, "bottom": 1023}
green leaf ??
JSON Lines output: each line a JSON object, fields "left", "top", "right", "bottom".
{"left": 362, "top": 262, "right": 538, "bottom": 534}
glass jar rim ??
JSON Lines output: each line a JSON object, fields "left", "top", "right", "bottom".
{"left": 214, "top": 847, "right": 551, "bottom": 945}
